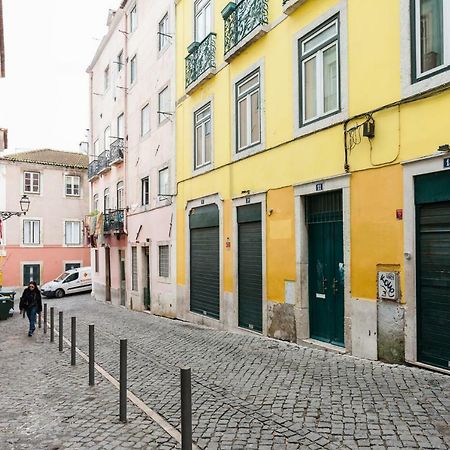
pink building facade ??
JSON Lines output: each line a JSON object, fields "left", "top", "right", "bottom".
{"left": 87, "top": 1, "right": 176, "bottom": 315}
{"left": 0, "top": 150, "right": 90, "bottom": 289}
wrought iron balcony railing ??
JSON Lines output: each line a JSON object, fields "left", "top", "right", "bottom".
{"left": 223, "top": 0, "right": 268, "bottom": 56}
{"left": 88, "top": 160, "right": 99, "bottom": 180}
{"left": 109, "top": 138, "right": 124, "bottom": 164}
{"left": 97, "top": 150, "right": 111, "bottom": 173}
{"left": 104, "top": 209, "right": 125, "bottom": 234}
{"left": 185, "top": 33, "right": 217, "bottom": 89}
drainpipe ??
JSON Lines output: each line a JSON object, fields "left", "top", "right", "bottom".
{"left": 123, "top": 9, "right": 129, "bottom": 236}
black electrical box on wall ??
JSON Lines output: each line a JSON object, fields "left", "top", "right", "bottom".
{"left": 363, "top": 120, "right": 375, "bottom": 138}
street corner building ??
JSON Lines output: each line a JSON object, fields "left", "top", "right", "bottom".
{"left": 174, "top": 0, "right": 450, "bottom": 372}
{"left": 86, "top": 1, "right": 177, "bottom": 316}
{"left": 0, "top": 149, "right": 90, "bottom": 289}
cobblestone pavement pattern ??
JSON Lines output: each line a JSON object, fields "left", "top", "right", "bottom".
{"left": 1, "top": 293, "right": 450, "bottom": 449}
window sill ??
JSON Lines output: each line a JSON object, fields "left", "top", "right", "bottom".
{"left": 402, "top": 67, "right": 450, "bottom": 99}
{"left": 294, "top": 109, "right": 347, "bottom": 139}
{"left": 224, "top": 24, "right": 269, "bottom": 63}
{"left": 186, "top": 67, "right": 217, "bottom": 95}
{"left": 282, "top": 0, "right": 307, "bottom": 15}
{"left": 157, "top": 276, "right": 171, "bottom": 284}
{"left": 193, "top": 162, "right": 214, "bottom": 177}
{"left": 233, "top": 141, "right": 265, "bottom": 162}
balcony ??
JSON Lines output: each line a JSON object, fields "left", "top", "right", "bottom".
{"left": 185, "top": 33, "right": 217, "bottom": 94}
{"left": 104, "top": 209, "right": 125, "bottom": 235}
{"left": 88, "top": 160, "right": 99, "bottom": 181}
{"left": 222, "top": 0, "right": 268, "bottom": 61}
{"left": 97, "top": 150, "right": 111, "bottom": 174}
{"left": 109, "top": 138, "right": 124, "bottom": 165}
{"left": 282, "top": 0, "right": 307, "bottom": 15}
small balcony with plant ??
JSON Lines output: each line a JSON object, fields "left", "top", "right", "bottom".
{"left": 222, "top": 0, "right": 268, "bottom": 62}
{"left": 97, "top": 149, "right": 111, "bottom": 175}
{"left": 109, "top": 138, "right": 124, "bottom": 165}
{"left": 88, "top": 159, "right": 99, "bottom": 181}
{"left": 103, "top": 209, "right": 125, "bottom": 235}
{"left": 185, "top": 33, "right": 217, "bottom": 94}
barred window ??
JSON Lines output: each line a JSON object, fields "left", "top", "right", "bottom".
{"left": 159, "top": 245, "right": 169, "bottom": 278}
{"left": 131, "top": 246, "right": 138, "bottom": 291}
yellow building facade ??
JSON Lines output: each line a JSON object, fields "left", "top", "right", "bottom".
{"left": 175, "top": 0, "right": 450, "bottom": 371}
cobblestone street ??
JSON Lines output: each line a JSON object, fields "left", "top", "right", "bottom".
{"left": 1, "top": 293, "right": 449, "bottom": 449}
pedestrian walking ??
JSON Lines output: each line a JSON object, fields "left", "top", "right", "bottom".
{"left": 19, "top": 281, "right": 42, "bottom": 337}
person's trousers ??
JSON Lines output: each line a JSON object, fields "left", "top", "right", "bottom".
{"left": 26, "top": 306, "right": 38, "bottom": 334}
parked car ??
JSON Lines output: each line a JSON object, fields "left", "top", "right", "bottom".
{"left": 41, "top": 267, "right": 92, "bottom": 298}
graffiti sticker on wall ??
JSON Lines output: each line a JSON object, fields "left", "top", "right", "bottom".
{"left": 377, "top": 271, "right": 400, "bottom": 301}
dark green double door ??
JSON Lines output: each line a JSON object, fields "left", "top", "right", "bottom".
{"left": 238, "top": 204, "right": 262, "bottom": 332}
{"left": 23, "top": 264, "right": 41, "bottom": 286}
{"left": 307, "top": 191, "right": 344, "bottom": 346}
{"left": 415, "top": 171, "right": 450, "bottom": 369}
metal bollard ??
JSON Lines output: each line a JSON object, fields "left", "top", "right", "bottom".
{"left": 50, "top": 307, "right": 54, "bottom": 342}
{"left": 43, "top": 304, "right": 47, "bottom": 334}
{"left": 89, "top": 324, "right": 95, "bottom": 386}
{"left": 180, "top": 367, "right": 193, "bottom": 450}
{"left": 71, "top": 317, "right": 76, "bottom": 366}
{"left": 38, "top": 312, "right": 41, "bottom": 329}
{"left": 59, "top": 311, "right": 63, "bottom": 352}
{"left": 119, "top": 339, "right": 127, "bottom": 423}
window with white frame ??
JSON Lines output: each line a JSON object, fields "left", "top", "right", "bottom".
{"left": 131, "top": 246, "right": 138, "bottom": 291}
{"left": 93, "top": 139, "right": 99, "bottom": 157}
{"left": 65, "top": 221, "right": 81, "bottom": 245}
{"left": 299, "top": 17, "right": 340, "bottom": 125}
{"left": 23, "top": 220, "right": 40, "bottom": 245}
{"left": 141, "top": 104, "right": 150, "bottom": 136}
{"left": 158, "top": 86, "right": 170, "bottom": 124}
{"left": 236, "top": 70, "right": 261, "bottom": 152}
{"left": 413, "top": 0, "right": 450, "bottom": 80}
{"left": 141, "top": 177, "right": 149, "bottom": 205}
{"left": 117, "top": 113, "right": 125, "bottom": 139}
{"left": 93, "top": 193, "right": 99, "bottom": 211}
{"left": 104, "top": 188, "right": 110, "bottom": 212}
{"left": 65, "top": 175, "right": 80, "bottom": 197}
{"left": 158, "top": 168, "right": 169, "bottom": 196}
{"left": 159, "top": 13, "right": 170, "bottom": 51}
{"left": 194, "top": 103, "right": 212, "bottom": 169}
{"left": 130, "top": 5, "right": 137, "bottom": 33}
{"left": 104, "top": 65, "right": 110, "bottom": 91}
{"left": 104, "top": 126, "right": 111, "bottom": 151}
{"left": 24, "top": 171, "right": 40, "bottom": 194}
{"left": 130, "top": 55, "right": 137, "bottom": 84}
{"left": 158, "top": 245, "right": 170, "bottom": 278}
{"left": 195, "top": 0, "right": 212, "bottom": 42}
{"left": 117, "top": 181, "right": 124, "bottom": 209}
{"left": 117, "top": 50, "right": 124, "bottom": 72}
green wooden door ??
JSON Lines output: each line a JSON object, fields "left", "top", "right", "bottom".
{"left": 238, "top": 204, "right": 262, "bottom": 332}
{"left": 415, "top": 171, "right": 450, "bottom": 369}
{"left": 307, "top": 191, "right": 344, "bottom": 346}
{"left": 23, "top": 264, "right": 41, "bottom": 286}
{"left": 190, "top": 205, "right": 220, "bottom": 319}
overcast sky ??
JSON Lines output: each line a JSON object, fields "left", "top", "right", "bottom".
{"left": 0, "top": 0, "right": 120, "bottom": 154}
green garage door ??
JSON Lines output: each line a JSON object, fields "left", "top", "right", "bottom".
{"left": 416, "top": 171, "right": 450, "bottom": 369}
{"left": 190, "top": 204, "right": 220, "bottom": 319}
{"left": 238, "top": 203, "right": 262, "bottom": 332}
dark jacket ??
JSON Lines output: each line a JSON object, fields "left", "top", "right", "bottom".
{"left": 19, "top": 288, "right": 42, "bottom": 313}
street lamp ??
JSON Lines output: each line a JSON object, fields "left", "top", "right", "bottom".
{"left": 0, "top": 195, "right": 31, "bottom": 220}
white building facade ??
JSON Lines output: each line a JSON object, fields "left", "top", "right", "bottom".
{"left": 87, "top": 1, "right": 176, "bottom": 316}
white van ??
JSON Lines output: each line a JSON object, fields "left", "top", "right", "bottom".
{"left": 41, "top": 267, "right": 92, "bottom": 298}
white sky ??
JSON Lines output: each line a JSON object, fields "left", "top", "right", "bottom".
{"left": 0, "top": 0, "right": 120, "bottom": 153}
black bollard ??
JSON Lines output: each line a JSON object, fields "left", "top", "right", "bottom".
{"left": 50, "top": 307, "right": 54, "bottom": 342}
{"left": 38, "top": 311, "right": 41, "bottom": 329}
{"left": 180, "top": 367, "right": 193, "bottom": 450}
{"left": 43, "top": 304, "right": 47, "bottom": 334}
{"left": 71, "top": 317, "right": 76, "bottom": 366}
{"left": 119, "top": 339, "right": 127, "bottom": 423}
{"left": 59, "top": 311, "right": 63, "bottom": 352}
{"left": 89, "top": 324, "right": 95, "bottom": 386}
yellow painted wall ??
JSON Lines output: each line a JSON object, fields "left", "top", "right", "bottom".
{"left": 175, "top": 0, "right": 450, "bottom": 308}
{"left": 350, "top": 165, "right": 403, "bottom": 300}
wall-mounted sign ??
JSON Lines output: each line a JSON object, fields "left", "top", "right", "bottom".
{"left": 444, "top": 157, "right": 450, "bottom": 169}
{"left": 377, "top": 271, "right": 400, "bottom": 301}
{"left": 316, "top": 183, "right": 323, "bottom": 192}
